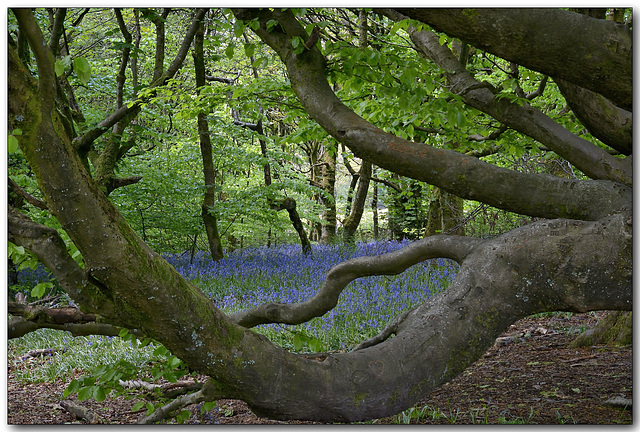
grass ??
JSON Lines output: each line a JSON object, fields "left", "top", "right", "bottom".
{"left": 9, "top": 240, "right": 459, "bottom": 383}
{"left": 386, "top": 404, "right": 539, "bottom": 424}
{"left": 8, "top": 330, "right": 162, "bottom": 383}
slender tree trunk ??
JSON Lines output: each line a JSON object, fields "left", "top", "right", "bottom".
{"left": 343, "top": 160, "right": 372, "bottom": 243}
{"left": 424, "top": 188, "right": 465, "bottom": 237}
{"left": 194, "top": 17, "right": 223, "bottom": 261}
{"left": 320, "top": 141, "right": 337, "bottom": 244}
{"left": 371, "top": 176, "right": 379, "bottom": 240}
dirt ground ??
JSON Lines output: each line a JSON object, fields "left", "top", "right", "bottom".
{"left": 7, "top": 312, "right": 632, "bottom": 425}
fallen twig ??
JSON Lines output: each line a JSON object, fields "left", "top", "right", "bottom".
{"left": 20, "top": 347, "right": 65, "bottom": 360}
{"left": 60, "top": 400, "right": 104, "bottom": 424}
{"left": 562, "top": 354, "right": 597, "bottom": 363}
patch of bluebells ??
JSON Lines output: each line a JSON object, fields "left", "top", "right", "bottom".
{"left": 9, "top": 264, "right": 53, "bottom": 288}
{"left": 166, "top": 240, "right": 459, "bottom": 350}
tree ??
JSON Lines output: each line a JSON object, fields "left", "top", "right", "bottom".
{"left": 8, "top": 7, "right": 631, "bottom": 423}
{"left": 194, "top": 15, "right": 224, "bottom": 261}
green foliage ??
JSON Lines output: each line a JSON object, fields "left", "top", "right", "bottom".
{"left": 9, "top": 128, "right": 22, "bottom": 153}
{"left": 291, "top": 328, "right": 325, "bottom": 353}
{"left": 61, "top": 328, "right": 192, "bottom": 420}
{"left": 8, "top": 242, "right": 39, "bottom": 272}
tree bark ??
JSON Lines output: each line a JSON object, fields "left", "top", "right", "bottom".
{"left": 342, "top": 159, "right": 371, "bottom": 243}
{"left": 194, "top": 15, "right": 224, "bottom": 261}
{"left": 424, "top": 188, "right": 465, "bottom": 237}
{"left": 554, "top": 78, "right": 632, "bottom": 155}
{"left": 319, "top": 142, "right": 337, "bottom": 243}
{"left": 570, "top": 311, "right": 632, "bottom": 347}
{"left": 395, "top": 8, "right": 632, "bottom": 110}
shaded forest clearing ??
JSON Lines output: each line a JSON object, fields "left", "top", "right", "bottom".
{"left": 8, "top": 312, "right": 631, "bottom": 425}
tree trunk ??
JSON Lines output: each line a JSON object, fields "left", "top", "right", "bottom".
{"left": 571, "top": 311, "right": 632, "bottom": 347}
{"left": 424, "top": 188, "right": 465, "bottom": 237}
{"left": 194, "top": 17, "right": 224, "bottom": 261}
{"left": 319, "top": 142, "right": 337, "bottom": 244}
{"left": 396, "top": 8, "right": 632, "bottom": 110}
{"left": 371, "top": 166, "right": 379, "bottom": 240}
{"left": 343, "top": 160, "right": 372, "bottom": 243}
{"left": 8, "top": 7, "right": 633, "bottom": 424}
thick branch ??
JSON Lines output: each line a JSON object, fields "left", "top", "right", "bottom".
{"left": 384, "top": 9, "right": 632, "bottom": 187}
{"left": 110, "top": 175, "right": 143, "bottom": 190}
{"left": 230, "top": 235, "right": 483, "bottom": 328}
{"left": 555, "top": 78, "right": 632, "bottom": 155}
{"left": 233, "top": 8, "right": 631, "bottom": 221}
{"left": 12, "top": 9, "right": 57, "bottom": 109}
{"left": 114, "top": 8, "right": 132, "bottom": 109}
{"left": 8, "top": 316, "right": 125, "bottom": 339}
{"left": 8, "top": 207, "right": 114, "bottom": 316}
{"left": 48, "top": 8, "right": 66, "bottom": 55}
{"left": 397, "top": 8, "right": 632, "bottom": 110}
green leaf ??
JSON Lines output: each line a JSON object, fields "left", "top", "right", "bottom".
{"left": 64, "top": 379, "right": 81, "bottom": 397}
{"left": 153, "top": 345, "right": 169, "bottom": 357}
{"left": 201, "top": 401, "right": 216, "bottom": 414}
{"left": 145, "top": 402, "right": 155, "bottom": 415}
{"left": 8, "top": 135, "right": 19, "bottom": 153}
{"left": 308, "top": 338, "right": 324, "bottom": 353}
{"left": 94, "top": 386, "right": 106, "bottom": 402}
{"left": 73, "top": 57, "right": 92, "bottom": 85}
{"left": 54, "top": 56, "right": 71, "bottom": 76}
{"left": 244, "top": 43, "right": 255, "bottom": 58}
{"left": 233, "top": 21, "right": 245, "bottom": 38}
{"left": 225, "top": 44, "right": 235, "bottom": 60}
{"left": 132, "top": 401, "right": 146, "bottom": 412}
{"left": 77, "top": 386, "right": 94, "bottom": 401}
{"left": 9, "top": 244, "right": 25, "bottom": 256}
{"left": 176, "top": 410, "right": 191, "bottom": 424}
{"left": 292, "top": 333, "right": 304, "bottom": 351}
{"left": 266, "top": 19, "right": 279, "bottom": 31}
{"left": 252, "top": 57, "right": 266, "bottom": 68}
{"left": 31, "top": 281, "right": 52, "bottom": 298}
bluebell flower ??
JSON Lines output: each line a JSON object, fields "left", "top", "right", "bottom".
{"left": 164, "top": 241, "right": 458, "bottom": 348}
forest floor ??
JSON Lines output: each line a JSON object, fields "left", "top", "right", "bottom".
{"left": 7, "top": 311, "right": 632, "bottom": 425}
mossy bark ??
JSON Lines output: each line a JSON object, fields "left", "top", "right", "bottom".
{"left": 571, "top": 311, "right": 632, "bottom": 347}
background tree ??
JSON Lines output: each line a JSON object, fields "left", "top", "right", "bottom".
{"left": 8, "top": 7, "right": 631, "bottom": 423}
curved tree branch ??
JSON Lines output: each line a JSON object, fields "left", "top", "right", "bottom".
{"left": 232, "top": 8, "right": 631, "bottom": 221}
{"left": 12, "top": 8, "right": 57, "bottom": 110}
{"left": 8, "top": 206, "right": 114, "bottom": 317}
{"left": 8, "top": 314, "right": 128, "bottom": 339}
{"left": 8, "top": 177, "right": 48, "bottom": 210}
{"left": 397, "top": 8, "right": 632, "bottom": 110}
{"left": 138, "top": 379, "right": 226, "bottom": 424}
{"left": 230, "top": 235, "right": 483, "bottom": 328}
{"left": 555, "top": 78, "right": 632, "bottom": 155}
{"left": 10, "top": 7, "right": 634, "bottom": 423}
{"left": 380, "top": 9, "right": 631, "bottom": 187}
{"left": 48, "top": 8, "right": 67, "bottom": 55}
